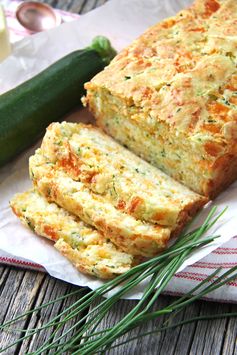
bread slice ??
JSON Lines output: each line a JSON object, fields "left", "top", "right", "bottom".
{"left": 10, "top": 189, "right": 134, "bottom": 279}
{"left": 40, "top": 122, "right": 207, "bottom": 229}
{"left": 84, "top": 0, "right": 237, "bottom": 198}
{"left": 29, "top": 149, "right": 172, "bottom": 257}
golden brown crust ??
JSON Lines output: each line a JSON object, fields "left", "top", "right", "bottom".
{"left": 204, "top": 154, "right": 237, "bottom": 198}
{"left": 85, "top": 0, "right": 237, "bottom": 198}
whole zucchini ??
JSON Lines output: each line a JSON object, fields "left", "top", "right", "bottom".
{"left": 0, "top": 36, "right": 116, "bottom": 167}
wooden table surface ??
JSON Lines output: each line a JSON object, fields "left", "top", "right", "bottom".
{"left": 1, "top": 1, "right": 237, "bottom": 354}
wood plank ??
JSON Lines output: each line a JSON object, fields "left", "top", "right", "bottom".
{"left": 86, "top": 296, "right": 200, "bottom": 355}
{"left": 189, "top": 301, "right": 232, "bottom": 355}
{"left": 58, "top": 0, "right": 85, "bottom": 13}
{"left": 0, "top": 267, "right": 89, "bottom": 354}
{"left": 0, "top": 266, "right": 11, "bottom": 292}
{"left": 42, "top": 0, "right": 108, "bottom": 14}
{"left": 0, "top": 267, "right": 45, "bottom": 353}
{"left": 222, "top": 315, "right": 237, "bottom": 355}
{"left": 171, "top": 301, "right": 201, "bottom": 355}
{"left": 86, "top": 296, "right": 237, "bottom": 355}
{"left": 80, "top": 0, "right": 97, "bottom": 14}
{"left": 95, "top": 0, "right": 107, "bottom": 6}
{"left": 37, "top": 0, "right": 85, "bottom": 13}
{"left": 25, "top": 282, "right": 88, "bottom": 354}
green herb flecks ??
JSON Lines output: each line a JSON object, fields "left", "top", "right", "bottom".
{"left": 161, "top": 148, "right": 166, "bottom": 158}
{"left": 25, "top": 217, "right": 35, "bottom": 232}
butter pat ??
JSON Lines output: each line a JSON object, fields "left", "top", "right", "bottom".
{"left": 0, "top": 5, "right": 11, "bottom": 62}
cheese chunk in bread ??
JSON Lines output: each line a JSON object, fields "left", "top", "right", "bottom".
{"left": 10, "top": 189, "right": 133, "bottom": 279}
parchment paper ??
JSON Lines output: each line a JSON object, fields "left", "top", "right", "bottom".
{"left": 0, "top": 0, "right": 236, "bottom": 299}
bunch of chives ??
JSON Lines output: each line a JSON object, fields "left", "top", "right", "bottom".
{"left": 1, "top": 207, "right": 236, "bottom": 354}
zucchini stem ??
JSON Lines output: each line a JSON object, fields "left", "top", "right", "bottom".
{"left": 88, "top": 36, "right": 117, "bottom": 65}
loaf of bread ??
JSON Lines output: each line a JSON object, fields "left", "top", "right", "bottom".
{"left": 84, "top": 0, "right": 237, "bottom": 198}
